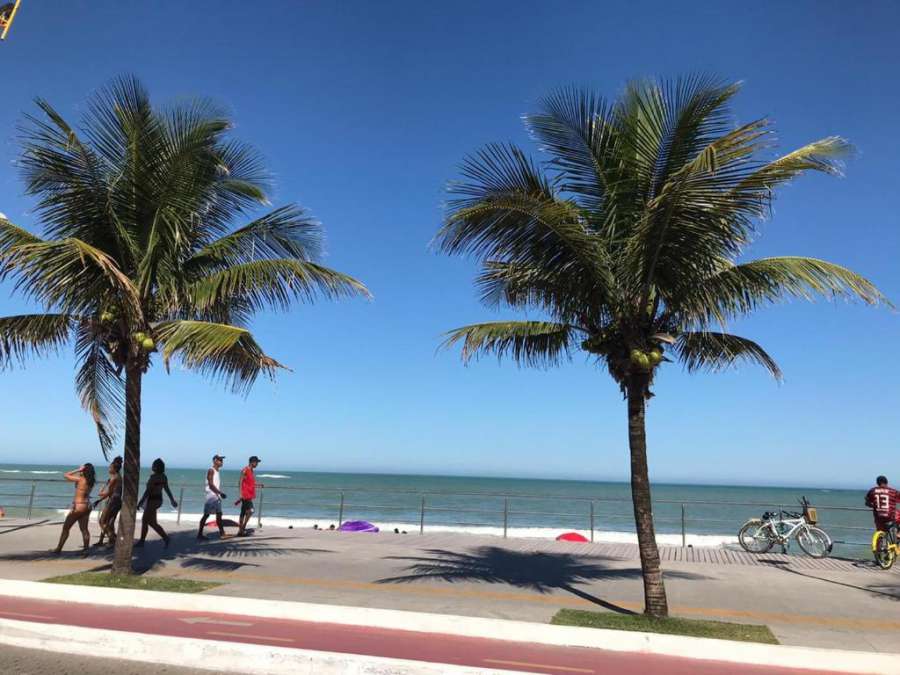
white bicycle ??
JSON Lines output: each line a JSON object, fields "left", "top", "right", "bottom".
{"left": 738, "top": 497, "right": 833, "bottom": 558}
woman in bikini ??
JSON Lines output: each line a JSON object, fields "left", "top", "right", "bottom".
{"left": 95, "top": 456, "right": 123, "bottom": 547}
{"left": 137, "top": 458, "right": 177, "bottom": 547}
{"left": 53, "top": 463, "right": 96, "bottom": 556}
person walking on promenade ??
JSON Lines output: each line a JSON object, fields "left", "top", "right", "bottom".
{"left": 235, "top": 456, "right": 260, "bottom": 537}
{"left": 866, "top": 476, "right": 900, "bottom": 532}
{"left": 136, "top": 458, "right": 177, "bottom": 548}
{"left": 53, "top": 463, "right": 96, "bottom": 556}
{"left": 95, "top": 456, "right": 123, "bottom": 547}
{"left": 198, "top": 454, "right": 227, "bottom": 540}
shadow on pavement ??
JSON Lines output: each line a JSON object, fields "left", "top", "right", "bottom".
{"left": 0, "top": 529, "right": 333, "bottom": 574}
{"left": 376, "top": 546, "right": 707, "bottom": 615}
{"left": 760, "top": 559, "right": 900, "bottom": 602}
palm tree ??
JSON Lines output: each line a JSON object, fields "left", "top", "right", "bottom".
{"left": 436, "top": 77, "right": 889, "bottom": 617}
{"left": 0, "top": 76, "right": 369, "bottom": 573}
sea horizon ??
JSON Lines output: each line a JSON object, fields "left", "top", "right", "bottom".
{"left": 0, "top": 461, "right": 873, "bottom": 557}
{"left": 0, "top": 461, "right": 868, "bottom": 492}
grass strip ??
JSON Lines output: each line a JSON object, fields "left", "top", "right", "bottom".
{"left": 43, "top": 572, "right": 220, "bottom": 594}
{"left": 551, "top": 609, "right": 779, "bottom": 644}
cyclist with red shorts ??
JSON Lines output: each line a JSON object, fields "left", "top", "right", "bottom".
{"left": 865, "top": 475, "right": 900, "bottom": 532}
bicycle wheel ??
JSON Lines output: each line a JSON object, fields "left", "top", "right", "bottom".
{"left": 797, "top": 526, "right": 832, "bottom": 558}
{"left": 739, "top": 519, "right": 774, "bottom": 553}
{"left": 872, "top": 531, "right": 896, "bottom": 570}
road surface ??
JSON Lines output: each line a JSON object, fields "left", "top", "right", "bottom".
{"left": 0, "top": 642, "right": 208, "bottom": 675}
{"left": 0, "top": 594, "right": 843, "bottom": 674}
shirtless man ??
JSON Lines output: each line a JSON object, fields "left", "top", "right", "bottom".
{"left": 95, "top": 456, "right": 122, "bottom": 547}
{"left": 53, "top": 464, "right": 96, "bottom": 556}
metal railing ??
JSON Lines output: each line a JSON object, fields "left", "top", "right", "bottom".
{"left": 0, "top": 476, "right": 875, "bottom": 553}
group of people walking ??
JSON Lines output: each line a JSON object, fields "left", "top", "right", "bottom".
{"left": 53, "top": 454, "right": 260, "bottom": 556}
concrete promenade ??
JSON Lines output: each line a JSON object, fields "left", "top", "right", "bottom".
{"left": 0, "top": 517, "right": 897, "bottom": 655}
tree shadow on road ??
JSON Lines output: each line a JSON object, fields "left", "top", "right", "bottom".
{"left": 375, "top": 546, "right": 706, "bottom": 615}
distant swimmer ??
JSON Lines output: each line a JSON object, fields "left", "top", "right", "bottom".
{"left": 53, "top": 464, "right": 96, "bottom": 556}
{"left": 95, "top": 456, "right": 123, "bottom": 547}
{"left": 136, "top": 458, "right": 177, "bottom": 548}
{"left": 198, "top": 454, "right": 227, "bottom": 540}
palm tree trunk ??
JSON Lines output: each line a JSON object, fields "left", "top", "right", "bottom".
{"left": 626, "top": 376, "right": 668, "bottom": 617}
{"left": 111, "top": 359, "right": 142, "bottom": 575}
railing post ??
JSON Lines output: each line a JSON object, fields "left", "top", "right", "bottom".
{"left": 256, "top": 486, "right": 264, "bottom": 529}
{"left": 503, "top": 498, "right": 509, "bottom": 538}
{"left": 681, "top": 503, "right": 686, "bottom": 548}
{"left": 338, "top": 491, "right": 344, "bottom": 526}
{"left": 26, "top": 481, "right": 36, "bottom": 520}
{"left": 589, "top": 501, "right": 595, "bottom": 542}
{"left": 176, "top": 487, "right": 184, "bottom": 524}
{"left": 419, "top": 496, "right": 426, "bottom": 534}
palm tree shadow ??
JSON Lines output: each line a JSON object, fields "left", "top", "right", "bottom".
{"left": 129, "top": 531, "right": 334, "bottom": 573}
{"left": 376, "top": 546, "right": 706, "bottom": 615}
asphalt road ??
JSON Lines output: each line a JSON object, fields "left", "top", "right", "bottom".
{"left": 0, "top": 642, "right": 208, "bottom": 675}
{"left": 0, "top": 594, "right": 844, "bottom": 675}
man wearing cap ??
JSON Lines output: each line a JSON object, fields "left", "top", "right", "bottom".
{"left": 235, "top": 456, "right": 260, "bottom": 537}
{"left": 198, "top": 454, "right": 227, "bottom": 540}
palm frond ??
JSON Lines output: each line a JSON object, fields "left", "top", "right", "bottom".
{"left": 733, "top": 137, "right": 852, "bottom": 216}
{"left": 0, "top": 313, "right": 75, "bottom": 367}
{"left": 154, "top": 320, "right": 285, "bottom": 394}
{"left": 3, "top": 238, "right": 141, "bottom": 319}
{"left": 525, "top": 87, "right": 619, "bottom": 213}
{"left": 74, "top": 323, "right": 124, "bottom": 458}
{"left": 673, "top": 256, "right": 892, "bottom": 326}
{"left": 186, "top": 206, "right": 325, "bottom": 269}
{"left": 439, "top": 143, "right": 609, "bottom": 280}
{"left": 186, "top": 258, "right": 370, "bottom": 314}
{"left": 441, "top": 321, "right": 577, "bottom": 368}
{"left": 676, "top": 331, "right": 782, "bottom": 380}
{"left": 0, "top": 217, "right": 44, "bottom": 276}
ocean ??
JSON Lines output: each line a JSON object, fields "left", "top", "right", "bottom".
{"left": 0, "top": 463, "right": 874, "bottom": 558}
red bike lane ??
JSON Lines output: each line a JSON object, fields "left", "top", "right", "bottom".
{"left": 0, "top": 594, "right": 844, "bottom": 674}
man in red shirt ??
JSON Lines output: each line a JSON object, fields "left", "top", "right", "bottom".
{"left": 236, "top": 456, "right": 260, "bottom": 537}
{"left": 865, "top": 475, "right": 900, "bottom": 532}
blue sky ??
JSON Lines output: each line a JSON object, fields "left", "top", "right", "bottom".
{"left": 0, "top": 2, "right": 897, "bottom": 487}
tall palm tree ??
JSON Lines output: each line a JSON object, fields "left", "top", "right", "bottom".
{"left": 0, "top": 77, "right": 369, "bottom": 573}
{"left": 436, "top": 77, "right": 889, "bottom": 617}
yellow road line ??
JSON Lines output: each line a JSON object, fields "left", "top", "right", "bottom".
{"left": 163, "top": 568, "right": 900, "bottom": 632}
{"left": 484, "top": 658, "right": 593, "bottom": 673}
{"left": 20, "top": 558, "right": 900, "bottom": 633}
{"left": 206, "top": 630, "right": 294, "bottom": 643}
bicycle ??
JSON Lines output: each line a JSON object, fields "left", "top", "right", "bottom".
{"left": 872, "top": 521, "right": 899, "bottom": 570}
{"left": 738, "top": 497, "right": 833, "bottom": 558}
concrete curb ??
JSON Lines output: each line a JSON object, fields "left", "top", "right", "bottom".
{"left": 1, "top": 579, "right": 896, "bottom": 674}
{"left": 0, "top": 617, "right": 517, "bottom": 674}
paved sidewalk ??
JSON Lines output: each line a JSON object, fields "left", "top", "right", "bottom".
{"left": 0, "top": 519, "right": 897, "bottom": 653}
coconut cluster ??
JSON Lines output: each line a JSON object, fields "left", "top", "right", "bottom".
{"left": 630, "top": 348, "right": 663, "bottom": 371}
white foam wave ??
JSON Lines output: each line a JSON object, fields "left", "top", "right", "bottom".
{"left": 256, "top": 474, "right": 290, "bottom": 479}
{"left": 151, "top": 511, "right": 736, "bottom": 547}
{"left": 27, "top": 470, "right": 59, "bottom": 474}
{"left": 0, "top": 470, "right": 21, "bottom": 473}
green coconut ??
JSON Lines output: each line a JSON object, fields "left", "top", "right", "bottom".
{"left": 99, "top": 311, "right": 114, "bottom": 324}
{"left": 648, "top": 349, "right": 663, "bottom": 365}
{"left": 133, "top": 331, "right": 147, "bottom": 343}
{"left": 141, "top": 337, "right": 156, "bottom": 352}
